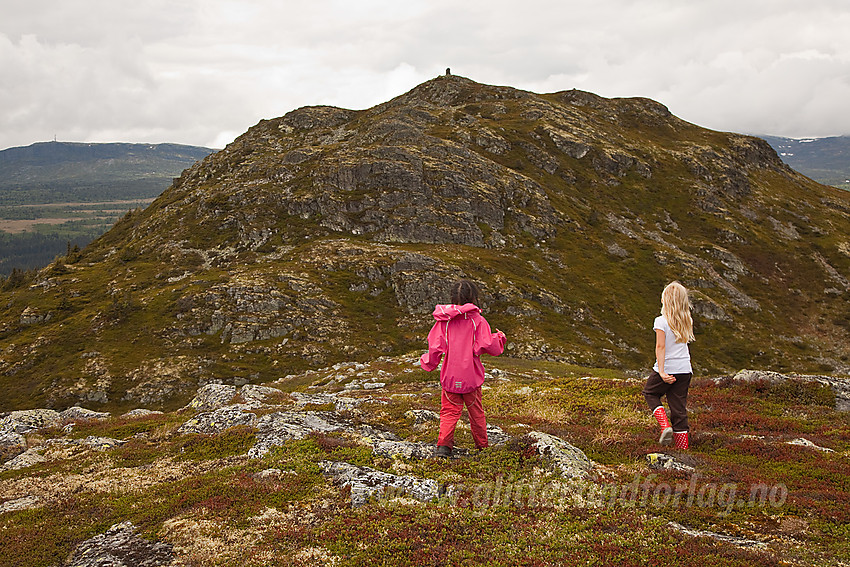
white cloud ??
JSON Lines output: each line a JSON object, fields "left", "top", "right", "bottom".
{"left": 2, "top": 0, "right": 850, "bottom": 150}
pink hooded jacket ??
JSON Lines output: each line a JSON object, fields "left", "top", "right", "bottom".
{"left": 419, "top": 303, "right": 506, "bottom": 393}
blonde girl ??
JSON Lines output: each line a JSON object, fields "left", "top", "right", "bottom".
{"left": 642, "top": 281, "right": 695, "bottom": 449}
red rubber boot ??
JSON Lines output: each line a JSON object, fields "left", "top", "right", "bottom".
{"left": 652, "top": 406, "right": 673, "bottom": 446}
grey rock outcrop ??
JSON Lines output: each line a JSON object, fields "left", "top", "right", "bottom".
{"left": 0, "top": 447, "right": 47, "bottom": 472}
{"left": 0, "top": 495, "right": 41, "bottom": 514}
{"left": 248, "top": 411, "right": 348, "bottom": 458}
{"left": 60, "top": 406, "right": 110, "bottom": 421}
{"left": 731, "top": 369, "right": 850, "bottom": 411}
{"left": 290, "top": 391, "right": 364, "bottom": 412}
{"left": 405, "top": 409, "right": 439, "bottom": 427}
{"left": 121, "top": 409, "right": 164, "bottom": 418}
{"left": 786, "top": 437, "right": 835, "bottom": 453}
{"left": 178, "top": 406, "right": 257, "bottom": 435}
{"left": 2, "top": 409, "right": 60, "bottom": 433}
{"left": 64, "top": 521, "right": 173, "bottom": 567}
{"left": 369, "top": 439, "right": 436, "bottom": 460}
{"left": 0, "top": 429, "right": 27, "bottom": 462}
{"left": 319, "top": 460, "right": 439, "bottom": 507}
{"left": 182, "top": 383, "right": 237, "bottom": 412}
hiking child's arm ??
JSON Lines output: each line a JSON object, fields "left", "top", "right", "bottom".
{"left": 475, "top": 319, "right": 506, "bottom": 357}
{"left": 420, "top": 322, "right": 446, "bottom": 371}
{"left": 655, "top": 328, "right": 675, "bottom": 383}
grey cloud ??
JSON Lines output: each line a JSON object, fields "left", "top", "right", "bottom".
{"left": 1, "top": 0, "right": 849, "bottom": 150}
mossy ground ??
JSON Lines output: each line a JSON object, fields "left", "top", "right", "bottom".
{"left": 1, "top": 355, "right": 847, "bottom": 566}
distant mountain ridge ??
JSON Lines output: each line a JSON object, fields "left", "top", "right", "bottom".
{"left": 0, "top": 141, "right": 215, "bottom": 204}
{"left": 0, "top": 141, "right": 215, "bottom": 275}
{"left": 761, "top": 135, "right": 850, "bottom": 190}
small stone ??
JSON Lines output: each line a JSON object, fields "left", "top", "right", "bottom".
{"left": 0, "top": 496, "right": 41, "bottom": 513}
{"left": 646, "top": 452, "right": 695, "bottom": 473}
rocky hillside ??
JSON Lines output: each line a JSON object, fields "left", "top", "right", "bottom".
{"left": 0, "top": 75, "right": 848, "bottom": 413}
{"left": 1, "top": 359, "right": 848, "bottom": 566}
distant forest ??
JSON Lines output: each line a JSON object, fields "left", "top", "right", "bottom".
{"left": 0, "top": 141, "right": 213, "bottom": 277}
{"left": 0, "top": 230, "right": 101, "bottom": 275}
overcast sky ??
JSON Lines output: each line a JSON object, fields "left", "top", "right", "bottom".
{"left": 2, "top": 0, "right": 849, "bottom": 151}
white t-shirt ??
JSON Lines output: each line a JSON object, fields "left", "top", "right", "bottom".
{"left": 652, "top": 315, "right": 692, "bottom": 374}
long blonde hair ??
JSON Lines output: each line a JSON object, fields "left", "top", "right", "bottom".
{"left": 661, "top": 281, "right": 694, "bottom": 344}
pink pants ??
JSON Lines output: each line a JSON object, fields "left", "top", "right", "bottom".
{"left": 438, "top": 387, "right": 488, "bottom": 449}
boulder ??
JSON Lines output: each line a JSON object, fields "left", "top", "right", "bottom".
{"left": 177, "top": 406, "right": 257, "bottom": 435}
{"left": 0, "top": 447, "right": 47, "bottom": 472}
{"left": 64, "top": 521, "right": 173, "bottom": 567}
{"left": 60, "top": 406, "right": 111, "bottom": 421}
{"left": 528, "top": 431, "right": 595, "bottom": 479}
{"left": 248, "top": 411, "right": 347, "bottom": 458}
{"left": 240, "top": 384, "right": 282, "bottom": 407}
{"left": 183, "top": 383, "right": 238, "bottom": 412}
{"left": 3, "top": 409, "right": 61, "bottom": 433}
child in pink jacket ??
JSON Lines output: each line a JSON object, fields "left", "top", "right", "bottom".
{"left": 420, "top": 280, "right": 506, "bottom": 458}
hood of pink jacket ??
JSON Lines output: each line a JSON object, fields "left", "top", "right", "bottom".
{"left": 431, "top": 303, "right": 480, "bottom": 322}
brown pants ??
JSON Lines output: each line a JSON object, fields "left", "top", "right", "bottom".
{"left": 643, "top": 371, "right": 692, "bottom": 431}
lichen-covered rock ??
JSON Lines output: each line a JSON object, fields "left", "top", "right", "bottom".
{"left": 177, "top": 406, "right": 257, "bottom": 434}
{"left": 319, "top": 460, "right": 439, "bottom": 507}
{"left": 528, "top": 431, "right": 595, "bottom": 479}
{"left": 0, "top": 429, "right": 27, "bottom": 462}
{"left": 786, "top": 437, "right": 835, "bottom": 453}
{"left": 668, "top": 521, "right": 766, "bottom": 549}
{"left": 240, "top": 384, "right": 282, "bottom": 407}
{"left": 486, "top": 424, "right": 510, "bottom": 446}
{"left": 290, "top": 391, "right": 364, "bottom": 412}
{"left": 183, "top": 383, "right": 238, "bottom": 412}
{"left": 2, "top": 409, "right": 61, "bottom": 433}
{"left": 60, "top": 406, "right": 110, "bottom": 421}
{"left": 248, "top": 411, "right": 347, "bottom": 458}
{"left": 76, "top": 436, "right": 126, "bottom": 450}
{"left": 64, "top": 521, "right": 173, "bottom": 567}
{"left": 369, "top": 439, "right": 435, "bottom": 460}
{"left": 405, "top": 409, "right": 439, "bottom": 427}
{"left": 0, "top": 495, "right": 40, "bottom": 514}
{"left": 0, "top": 447, "right": 47, "bottom": 472}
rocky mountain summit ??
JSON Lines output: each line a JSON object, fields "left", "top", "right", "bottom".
{"left": 0, "top": 75, "right": 848, "bottom": 413}
{"left": 2, "top": 356, "right": 848, "bottom": 565}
